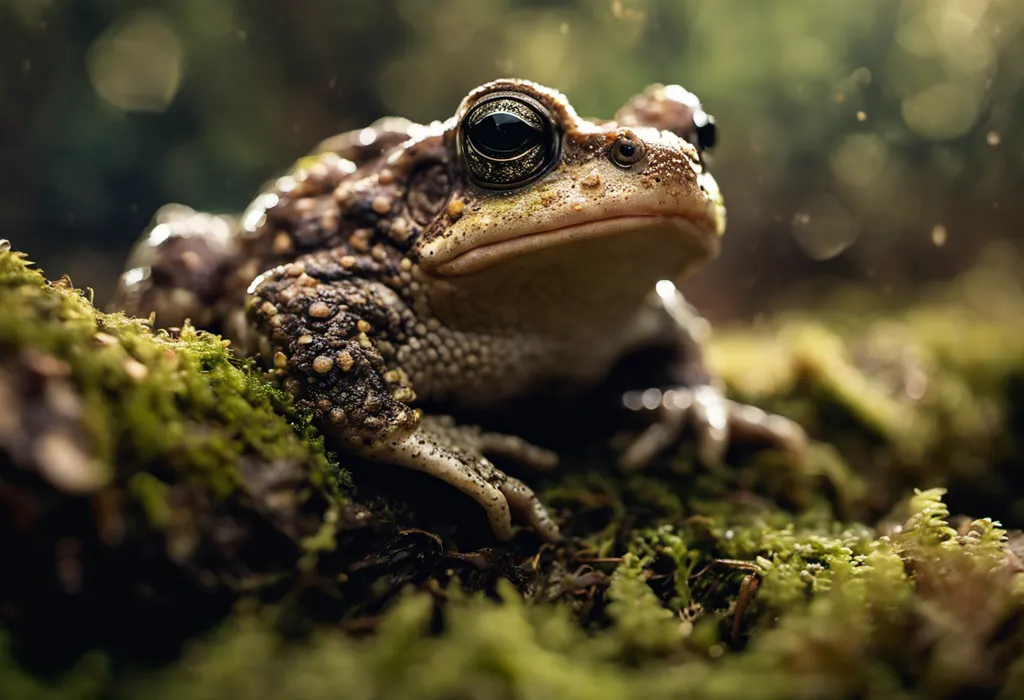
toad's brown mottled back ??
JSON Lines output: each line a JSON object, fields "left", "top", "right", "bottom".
{"left": 114, "top": 80, "right": 803, "bottom": 541}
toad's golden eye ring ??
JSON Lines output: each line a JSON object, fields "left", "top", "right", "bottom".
{"left": 460, "top": 92, "right": 558, "bottom": 190}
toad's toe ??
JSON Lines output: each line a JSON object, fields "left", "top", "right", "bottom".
{"left": 499, "top": 475, "right": 561, "bottom": 542}
{"left": 360, "top": 418, "right": 559, "bottom": 541}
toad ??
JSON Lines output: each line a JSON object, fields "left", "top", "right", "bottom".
{"left": 114, "top": 80, "right": 805, "bottom": 542}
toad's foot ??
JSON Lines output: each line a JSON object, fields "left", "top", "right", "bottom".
{"left": 363, "top": 415, "right": 561, "bottom": 541}
{"left": 619, "top": 384, "right": 806, "bottom": 470}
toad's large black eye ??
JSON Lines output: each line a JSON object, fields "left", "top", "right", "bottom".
{"left": 461, "top": 94, "right": 557, "bottom": 189}
{"left": 692, "top": 109, "right": 717, "bottom": 151}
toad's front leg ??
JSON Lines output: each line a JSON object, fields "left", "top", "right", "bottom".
{"left": 373, "top": 415, "right": 559, "bottom": 540}
{"left": 619, "top": 280, "right": 806, "bottom": 470}
{"left": 249, "top": 263, "right": 560, "bottom": 541}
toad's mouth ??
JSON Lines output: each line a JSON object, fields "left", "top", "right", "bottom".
{"left": 429, "top": 213, "right": 719, "bottom": 277}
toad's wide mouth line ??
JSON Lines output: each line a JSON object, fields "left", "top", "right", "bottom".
{"left": 429, "top": 213, "right": 718, "bottom": 277}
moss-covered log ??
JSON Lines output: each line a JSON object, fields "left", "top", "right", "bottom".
{"left": 2, "top": 241, "right": 1023, "bottom": 699}
{"left": 0, "top": 244, "right": 365, "bottom": 667}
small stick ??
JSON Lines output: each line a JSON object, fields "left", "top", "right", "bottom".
{"left": 689, "top": 558, "right": 764, "bottom": 646}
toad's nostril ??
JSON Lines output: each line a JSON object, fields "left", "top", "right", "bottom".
{"left": 609, "top": 132, "right": 647, "bottom": 168}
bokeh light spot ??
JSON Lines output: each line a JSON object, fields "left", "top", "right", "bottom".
{"left": 831, "top": 134, "right": 888, "bottom": 188}
{"left": 86, "top": 10, "right": 184, "bottom": 114}
{"left": 792, "top": 194, "right": 859, "bottom": 261}
{"left": 901, "top": 81, "right": 980, "bottom": 140}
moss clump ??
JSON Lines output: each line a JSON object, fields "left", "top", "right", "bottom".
{"left": 1, "top": 242, "right": 1023, "bottom": 698}
{"left": 709, "top": 245, "right": 1024, "bottom": 526}
{"left": 0, "top": 248, "right": 340, "bottom": 494}
{"left": 0, "top": 247, "right": 351, "bottom": 666}
{"left": 6, "top": 489, "right": 1020, "bottom": 700}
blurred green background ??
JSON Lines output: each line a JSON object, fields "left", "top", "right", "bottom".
{"left": 3, "top": 0, "right": 1023, "bottom": 318}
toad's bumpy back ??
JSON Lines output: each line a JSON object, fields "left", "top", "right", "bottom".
{"left": 111, "top": 115, "right": 436, "bottom": 348}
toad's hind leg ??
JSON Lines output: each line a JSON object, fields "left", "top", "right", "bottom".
{"left": 619, "top": 280, "right": 806, "bottom": 470}
{"left": 112, "top": 204, "right": 244, "bottom": 332}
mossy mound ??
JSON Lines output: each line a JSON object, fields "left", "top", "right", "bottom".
{"left": 1, "top": 241, "right": 1023, "bottom": 699}
{"left": 0, "top": 245, "right": 359, "bottom": 666}
{"left": 710, "top": 245, "right": 1024, "bottom": 526}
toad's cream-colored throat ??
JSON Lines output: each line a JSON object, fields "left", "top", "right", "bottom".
{"left": 432, "top": 213, "right": 717, "bottom": 276}
{"left": 420, "top": 216, "right": 719, "bottom": 366}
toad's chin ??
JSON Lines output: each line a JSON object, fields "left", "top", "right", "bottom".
{"left": 426, "top": 213, "right": 719, "bottom": 277}
{"left": 417, "top": 214, "right": 720, "bottom": 349}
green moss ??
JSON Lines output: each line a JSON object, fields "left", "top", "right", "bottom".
{"left": 0, "top": 247, "right": 355, "bottom": 668}
{"left": 5, "top": 489, "right": 1017, "bottom": 700}
{"left": 0, "top": 249, "right": 343, "bottom": 501}
{"left": 709, "top": 247, "right": 1024, "bottom": 525}
{"left": 0, "top": 635, "right": 109, "bottom": 700}
{"left": 604, "top": 551, "right": 683, "bottom": 659}
{"left": 2, "top": 245, "right": 1024, "bottom": 698}
{"left": 127, "top": 473, "right": 173, "bottom": 529}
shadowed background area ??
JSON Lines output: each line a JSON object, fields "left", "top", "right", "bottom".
{"left": 3, "top": 0, "right": 1023, "bottom": 318}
